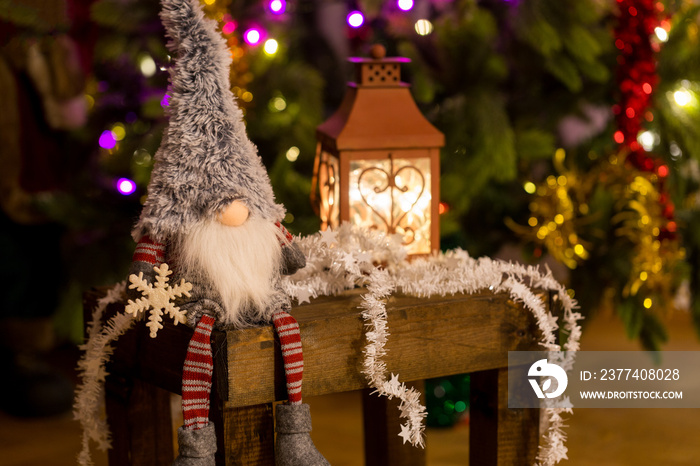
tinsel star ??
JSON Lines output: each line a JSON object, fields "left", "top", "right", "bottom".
{"left": 398, "top": 423, "right": 412, "bottom": 445}
{"left": 319, "top": 228, "right": 337, "bottom": 246}
{"left": 295, "top": 287, "right": 312, "bottom": 304}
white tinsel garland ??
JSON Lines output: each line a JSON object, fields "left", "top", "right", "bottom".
{"left": 283, "top": 224, "right": 582, "bottom": 465}
{"left": 76, "top": 224, "right": 581, "bottom": 466}
{"left": 74, "top": 282, "right": 134, "bottom": 466}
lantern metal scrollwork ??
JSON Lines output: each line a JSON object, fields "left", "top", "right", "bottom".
{"left": 312, "top": 45, "right": 444, "bottom": 255}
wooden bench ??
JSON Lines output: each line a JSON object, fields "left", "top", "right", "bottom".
{"left": 84, "top": 288, "right": 554, "bottom": 465}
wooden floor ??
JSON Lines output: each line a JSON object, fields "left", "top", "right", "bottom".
{"left": 1, "top": 311, "right": 699, "bottom": 466}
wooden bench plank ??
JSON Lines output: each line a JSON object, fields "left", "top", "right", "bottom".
{"left": 226, "top": 289, "right": 543, "bottom": 407}
{"left": 85, "top": 288, "right": 545, "bottom": 408}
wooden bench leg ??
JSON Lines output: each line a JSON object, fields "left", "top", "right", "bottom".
{"left": 470, "top": 367, "right": 539, "bottom": 465}
{"left": 362, "top": 380, "right": 427, "bottom": 466}
{"left": 222, "top": 403, "right": 275, "bottom": 466}
{"left": 105, "top": 376, "right": 174, "bottom": 466}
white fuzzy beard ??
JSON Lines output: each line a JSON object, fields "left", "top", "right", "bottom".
{"left": 177, "top": 217, "right": 283, "bottom": 327}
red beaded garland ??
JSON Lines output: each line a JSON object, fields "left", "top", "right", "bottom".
{"left": 613, "top": 0, "right": 676, "bottom": 239}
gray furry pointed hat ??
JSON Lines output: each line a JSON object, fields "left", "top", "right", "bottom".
{"left": 132, "top": 0, "right": 285, "bottom": 242}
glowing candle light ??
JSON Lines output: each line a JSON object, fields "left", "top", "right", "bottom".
{"left": 347, "top": 11, "right": 364, "bottom": 28}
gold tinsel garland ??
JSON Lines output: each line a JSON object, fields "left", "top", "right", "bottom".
{"left": 512, "top": 148, "right": 685, "bottom": 315}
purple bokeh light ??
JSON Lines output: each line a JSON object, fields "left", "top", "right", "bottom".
{"left": 244, "top": 28, "right": 262, "bottom": 45}
{"left": 397, "top": 0, "right": 414, "bottom": 11}
{"left": 347, "top": 11, "right": 364, "bottom": 28}
{"left": 98, "top": 130, "right": 117, "bottom": 149}
{"left": 269, "top": 0, "right": 285, "bottom": 14}
{"left": 116, "top": 178, "right": 136, "bottom": 195}
{"left": 161, "top": 93, "right": 170, "bottom": 107}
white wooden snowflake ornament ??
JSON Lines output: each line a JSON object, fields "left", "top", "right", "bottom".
{"left": 125, "top": 263, "right": 193, "bottom": 338}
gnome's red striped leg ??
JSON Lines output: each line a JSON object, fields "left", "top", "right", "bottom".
{"left": 272, "top": 310, "right": 330, "bottom": 465}
{"left": 272, "top": 310, "right": 303, "bottom": 404}
{"left": 182, "top": 314, "right": 216, "bottom": 429}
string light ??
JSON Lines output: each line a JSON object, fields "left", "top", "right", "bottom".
{"left": 347, "top": 11, "right": 364, "bottom": 28}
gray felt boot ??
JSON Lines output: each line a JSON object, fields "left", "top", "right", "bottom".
{"left": 275, "top": 403, "right": 330, "bottom": 466}
{"left": 172, "top": 422, "right": 217, "bottom": 466}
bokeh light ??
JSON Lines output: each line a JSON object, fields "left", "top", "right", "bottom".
{"left": 139, "top": 54, "right": 156, "bottom": 77}
{"left": 673, "top": 89, "right": 691, "bottom": 106}
{"left": 117, "top": 178, "right": 136, "bottom": 195}
{"left": 397, "top": 0, "right": 414, "bottom": 11}
{"left": 637, "top": 130, "right": 656, "bottom": 151}
{"left": 99, "top": 130, "right": 117, "bottom": 149}
{"left": 613, "top": 130, "right": 625, "bottom": 144}
{"left": 244, "top": 28, "right": 262, "bottom": 45}
{"left": 414, "top": 19, "right": 434, "bottom": 36}
{"left": 286, "top": 146, "right": 300, "bottom": 162}
{"left": 111, "top": 123, "right": 126, "bottom": 141}
{"left": 269, "top": 0, "right": 285, "bottom": 14}
{"left": 347, "top": 11, "right": 364, "bottom": 28}
{"left": 654, "top": 26, "right": 668, "bottom": 42}
{"left": 222, "top": 21, "right": 236, "bottom": 35}
{"left": 264, "top": 38, "right": 279, "bottom": 55}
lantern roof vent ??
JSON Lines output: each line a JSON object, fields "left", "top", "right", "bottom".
{"left": 349, "top": 45, "right": 410, "bottom": 88}
{"left": 317, "top": 45, "right": 444, "bottom": 151}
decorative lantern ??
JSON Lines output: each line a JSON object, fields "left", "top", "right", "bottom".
{"left": 312, "top": 45, "right": 444, "bottom": 255}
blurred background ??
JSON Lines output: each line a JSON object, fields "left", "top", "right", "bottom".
{"left": 1, "top": 0, "right": 700, "bottom": 464}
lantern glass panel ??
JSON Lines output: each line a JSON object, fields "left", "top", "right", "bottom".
{"left": 318, "top": 150, "right": 340, "bottom": 230}
{"left": 349, "top": 156, "right": 432, "bottom": 255}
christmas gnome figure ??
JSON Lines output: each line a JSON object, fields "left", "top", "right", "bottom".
{"left": 128, "top": 0, "right": 329, "bottom": 464}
